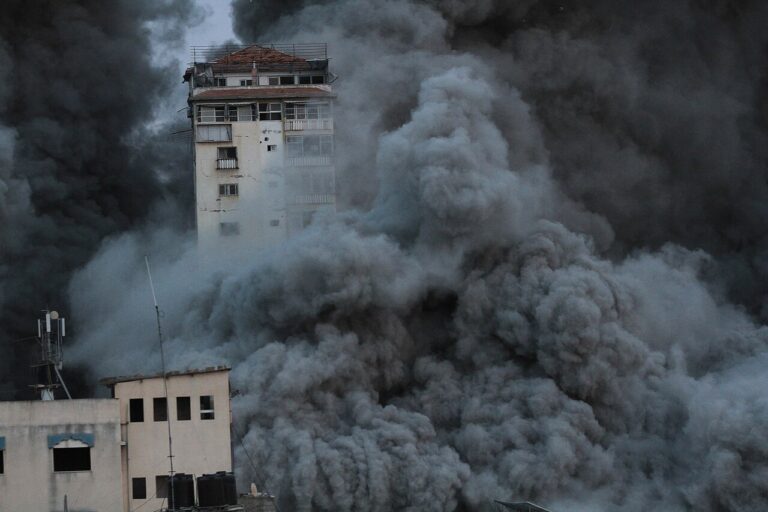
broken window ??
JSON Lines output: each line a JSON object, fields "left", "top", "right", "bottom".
{"left": 196, "top": 125, "right": 232, "bottom": 142}
{"left": 219, "top": 223, "right": 240, "bottom": 236}
{"left": 153, "top": 397, "right": 168, "bottom": 422}
{"left": 279, "top": 75, "right": 295, "bottom": 85}
{"left": 267, "top": 145, "right": 277, "bottom": 152}
{"left": 302, "top": 211, "right": 316, "bottom": 228}
{"left": 53, "top": 447, "right": 91, "bottom": 472}
{"left": 298, "top": 75, "right": 312, "bottom": 85}
{"left": 132, "top": 477, "right": 147, "bottom": 500}
{"left": 240, "top": 79, "right": 253, "bottom": 86}
{"left": 311, "top": 75, "right": 325, "bottom": 84}
{"left": 268, "top": 76, "right": 280, "bottom": 85}
{"left": 129, "top": 398, "right": 144, "bottom": 422}
{"left": 156, "top": 475, "right": 169, "bottom": 499}
{"left": 200, "top": 395, "right": 215, "bottom": 420}
{"left": 219, "top": 183, "right": 239, "bottom": 197}
{"left": 176, "top": 396, "right": 191, "bottom": 421}
{"left": 214, "top": 77, "right": 226, "bottom": 87}
{"left": 258, "top": 103, "right": 282, "bottom": 121}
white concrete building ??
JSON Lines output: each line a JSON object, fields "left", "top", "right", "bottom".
{"left": 184, "top": 44, "right": 336, "bottom": 255}
{"left": 0, "top": 399, "right": 123, "bottom": 511}
{"left": 102, "top": 366, "right": 233, "bottom": 512}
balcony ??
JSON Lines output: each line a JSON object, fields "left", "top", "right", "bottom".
{"left": 284, "top": 119, "right": 333, "bottom": 131}
{"left": 217, "top": 158, "right": 238, "bottom": 170}
{"left": 290, "top": 194, "right": 335, "bottom": 205}
{"left": 285, "top": 155, "right": 332, "bottom": 167}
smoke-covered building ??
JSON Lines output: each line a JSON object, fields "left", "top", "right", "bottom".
{"left": 184, "top": 44, "right": 336, "bottom": 254}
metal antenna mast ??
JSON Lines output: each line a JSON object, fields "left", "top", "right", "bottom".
{"left": 30, "top": 309, "right": 72, "bottom": 400}
{"left": 145, "top": 256, "right": 176, "bottom": 510}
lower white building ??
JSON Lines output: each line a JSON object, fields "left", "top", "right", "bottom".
{"left": 0, "top": 399, "right": 123, "bottom": 511}
{"left": 0, "top": 366, "right": 233, "bottom": 511}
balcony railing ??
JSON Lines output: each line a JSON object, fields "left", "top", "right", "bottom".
{"left": 284, "top": 119, "right": 333, "bottom": 131}
{"left": 285, "top": 155, "right": 332, "bottom": 167}
{"left": 290, "top": 194, "right": 336, "bottom": 205}
{"left": 217, "top": 158, "right": 238, "bottom": 170}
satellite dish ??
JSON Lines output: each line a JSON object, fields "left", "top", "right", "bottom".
{"left": 50, "top": 311, "right": 59, "bottom": 320}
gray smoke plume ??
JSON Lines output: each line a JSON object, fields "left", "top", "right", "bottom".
{"left": 64, "top": 0, "right": 768, "bottom": 511}
{"left": 0, "top": 0, "right": 200, "bottom": 397}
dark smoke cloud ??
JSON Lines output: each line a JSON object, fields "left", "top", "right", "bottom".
{"left": 61, "top": 0, "right": 768, "bottom": 511}
{"left": 0, "top": 0, "right": 198, "bottom": 397}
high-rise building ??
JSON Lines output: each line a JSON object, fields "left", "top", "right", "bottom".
{"left": 184, "top": 44, "right": 336, "bottom": 254}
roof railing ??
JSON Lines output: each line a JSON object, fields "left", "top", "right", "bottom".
{"left": 189, "top": 43, "right": 328, "bottom": 65}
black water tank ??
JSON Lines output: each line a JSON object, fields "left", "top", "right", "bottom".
{"left": 168, "top": 473, "right": 195, "bottom": 509}
{"left": 197, "top": 473, "right": 225, "bottom": 507}
{"left": 223, "top": 472, "right": 237, "bottom": 505}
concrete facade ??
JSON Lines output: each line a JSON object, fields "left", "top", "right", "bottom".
{"left": 185, "top": 44, "right": 336, "bottom": 256}
{"left": 106, "top": 367, "right": 233, "bottom": 512}
{"left": 0, "top": 399, "right": 123, "bottom": 512}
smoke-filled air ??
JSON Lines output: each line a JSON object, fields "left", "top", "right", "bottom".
{"left": 3, "top": 0, "right": 768, "bottom": 511}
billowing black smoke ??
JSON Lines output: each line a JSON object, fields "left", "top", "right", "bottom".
{"left": 61, "top": 1, "right": 768, "bottom": 511}
{"left": 0, "top": 0, "right": 197, "bottom": 398}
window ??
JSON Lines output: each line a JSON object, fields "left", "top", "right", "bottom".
{"left": 214, "top": 77, "right": 226, "bottom": 87}
{"left": 279, "top": 75, "right": 295, "bottom": 85}
{"left": 153, "top": 397, "right": 167, "bottom": 422}
{"left": 302, "top": 211, "right": 315, "bottom": 228}
{"left": 176, "top": 397, "right": 191, "bottom": 421}
{"left": 298, "top": 75, "right": 312, "bottom": 85}
{"left": 197, "top": 125, "right": 232, "bottom": 142}
{"left": 0, "top": 450, "right": 4, "bottom": 475}
{"left": 240, "top": 79, "right": 253, "bottom": 86}
{"left": 285, "top": 102, "right": 330, "bottom": 120}
{"left": 268, "top": 76, "right": 279, "bottom": 85}
{"left": 200, "top": 395, "right": 215, "bottom": 420}
{"left": 129, "top": 398, "right": 144, "bottom": 422}
{"left": 217, "top": 147, "right": 237, "bottom": 159}
{"left": 219, "top": 183, "right": 239, "bottom": 197}
{"left": 156, "top": 475, "right": 169, "bottom": 499}
{"left": 312, "top": 75, "right": 325, "bottom": 84}
{"left": 197, "top": 106, "right": 226, "bottom": 123}
{"left": 286, "top": 135, "right": 334, "bottom": 157}
{"left": 270, "top": 219, "right": 280, "bottom": 227}
{"left": 258, "top": 103, "right": 282, "bottom": 121}
{"left": 53, "top": 447, "right": 91, "bottom": 472}
{"left": 132, "top": 477, "right": 147, "bottom": 500}
{"left": 219, "top": 222, "right": 240, "bottom": 236}
{"left": 267, "top": 145, "right": 277, "bottom": 152}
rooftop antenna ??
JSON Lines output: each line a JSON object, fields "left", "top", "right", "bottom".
{"left": 30, "top": 308, "right": 72, "bottom": 400}
{"left": 145, "top": 256, "right": 176, "bottom": 510}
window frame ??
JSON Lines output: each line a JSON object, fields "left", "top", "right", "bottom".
{"left": 153, "top": 397, "right": 168, "bottom": 422}
{"left": 132, "top": 477, "right": 147, "bottom": 500}
{"left": 53, "top": 447, "right": 92, "bottom": 472}
{"left": 129, "top": 398, "right": 144, "bottom": 423}
{"left": 258, "top": 102, "right": 282, "bottom": 121}
{"left": 218, "top": 183, "right": 239, "bottom": 197}
{"left": 176, "top": 396, "right": 192, "bottom": 421}
{"left": 200, "top": 395, "right": 215, "bottom": 420}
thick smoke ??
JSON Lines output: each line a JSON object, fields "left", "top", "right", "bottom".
{"left": 64, "top": 0, "right": 768, "bottom": 511}
{"left": 0, "top": 0, "right": 199, "bottom": 397}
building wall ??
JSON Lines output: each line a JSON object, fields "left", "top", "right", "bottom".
{"left": 195, "top": 118, "right": 289, "bottom": 255}
{"left": 0, "top": 399, "right": 123, "bottom": 512}
{"left": 112, "top": 370, "right": 232, "bottom": 512}
{"left": 191, "top": 89, "right": 336, "bottom": 256}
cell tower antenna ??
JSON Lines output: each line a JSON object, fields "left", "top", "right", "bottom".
{"left": 145, "top": 256, "right": 176, "bottom": 510}
{"left": 30, "top": 308, "right": 72, "bottom": 400}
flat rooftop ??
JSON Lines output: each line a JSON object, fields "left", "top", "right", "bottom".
{"left": 100, "top": 365, "right": 230, "bottom": 387}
